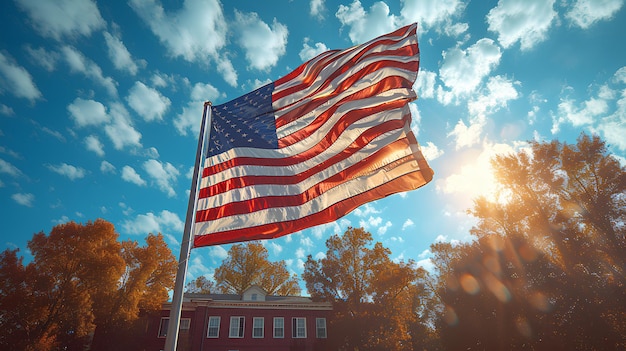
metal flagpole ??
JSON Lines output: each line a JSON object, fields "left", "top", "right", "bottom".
{"left": 164, "top": 101, "right": 212, "bottom": 351}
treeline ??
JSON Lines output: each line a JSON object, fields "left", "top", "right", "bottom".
{"left": 2, "top": 134, "right": 625, "bottom": 350}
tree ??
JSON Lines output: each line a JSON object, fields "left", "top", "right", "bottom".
{"left": 214, "top": 242, "right": 300, "bottom": 295}
{"left": 91, "top": 232, "right": 177, "bottom": 351}
{"left": 303, "top": 227, "right": 434, "bottom": 351}
{"left": 0, "top": 219, "right": 177, "bottom": 351}
{"left": 185, "top": 275, "right": 215, "bottom": 293}
{"left": 435, "top": 134, "right": 626, "bottom": 350}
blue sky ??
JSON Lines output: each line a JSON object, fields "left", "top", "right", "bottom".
{"left": 1, "top": 0, "right": 625, "bottom": 292}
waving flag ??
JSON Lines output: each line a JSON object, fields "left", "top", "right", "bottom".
{"left": 193, "top": 23, "right": 433, "bottom": 247}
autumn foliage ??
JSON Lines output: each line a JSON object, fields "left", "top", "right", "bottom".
{"left": 0, "top": 219, "right": 176, "bottom": 351}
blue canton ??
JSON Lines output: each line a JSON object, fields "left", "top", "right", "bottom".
{"left": 207, "top": 83, "right": 277, "bottom": 157}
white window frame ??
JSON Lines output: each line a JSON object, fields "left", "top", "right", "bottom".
{"left": 207, "top": 316, "right": 220, "bottom": 338}
{"left": 229, "top": 316, "right": 245, "bottom": 338}
{"left": 158, "top": 317, "right": 190, "bottom": 338}
{"left": 292, "top": 317, "right": 306, "bottom": 338}
{"left": 273, "top": 317, "right": 284, "bottom": 338}
{"left": 315, "top": 318, "right": 327, "bottom": 338}
{"left": 252, "top": 317, "right": 264, "bottom": 338}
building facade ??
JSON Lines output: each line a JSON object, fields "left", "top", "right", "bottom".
{"left": 143, "top": 286, "right": 333, "bottom": 351}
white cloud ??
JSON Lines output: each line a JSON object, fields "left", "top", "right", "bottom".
{"left": 565, "top": 0, "right": 624, "bottom": 29}
{"left": 400, "top": 0, "right": 466, "bottom": 30}
{"left": 299, "top": 38, "right": 329, "bottom": 62}
{"left": 85, "top": 135, "right": 104, "bottom": 156}
{"left": 336, "top": 0, "right": 398, "bottom": 44}
{"left": 67, "top": 98, "right": 109, "bottom": 127}
{"left": 103, "top": 31, "right": 141, "bottom": 75}
{"left": 100, "top": 160, "right": 115, "bottom": 174}
{"left": 310, "top": 0, "right": 326, "bottom": 19}
{"left": 0, "top": 104, "right": 14, "bottom": 116}
{"left": 401, "top": 219, "right": 415, "bottom": 231}
{"left": 451, "top": 75, "right": 520, "bottom": 149}
{"left": 0, "top": 159, "right": 22, "bottom": 177}
{"left": 352, "top": 203, "right": 380, "bottom": 217}
{"left": 25, "top": 46, "right": 60, "bottom": 72}
{"left": 175, "top": 82, "right": 222, "bottom": 136}
{"left": 300, "top": 237, "right": 314, "bottom": 247}
{"left": 295, "top": 247, "right": 306, "bottom": 259}
{"left": 129, "top": 0, "right": 227, "bottom": 62}
{"left": 61, "top": 46, "right": 118, "bottom": 96}
{"left": 415, "top": 69, "right": 437, "bottom": 99}
{"left": 448, "top": 119, "right": 485, "bottom": 150}
{"left": 487, "top": 0, "right": 557, "bottom": 50}
{"left": 468, "top": 75, "right": 520, "bottom": 120}
{"left": 122, "top": 209, "right": 184, "bottom": 235}
{"left": 143, "top": 159, "right": 180, "bottom": 198}
{"left": 12, "top": 193, "right": 34, "bottom": 207}
{"left": 104, "top": 103, "right": 142, "bottom": 150}
{"left": 15, "top": 0, "right": 105, "bottom": 40}
{"left": 127, "top": 81, "right": 171, "bottom": 122}
{"left": 47, "top": 163, "right": 86, "bottom": 180}
{"left": 234, "top": 11, "right": 288, "bottom": 71}
{"left": 269, "top": 242, "right": 283, "bottom": 255}
{"left": 377, "top": 221, "right": 392, "bottom": 235}
{"left": 420, "top": 141, "right": 444, "bottom": 161}
{"left": 121, "top": 165, "right": 146, "bottom": 186}
{"left": 0, "top": 52, "right": 42, "bottom": 102}
{"left": 438, "top": 38, "right": 502, "bottom": 103}
{"left": 216, "top": 56, "right": 238, "bottom": 87}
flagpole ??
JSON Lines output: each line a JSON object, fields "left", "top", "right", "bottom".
{"left": 164, "top": 101, "right": 212, "bottom": 351}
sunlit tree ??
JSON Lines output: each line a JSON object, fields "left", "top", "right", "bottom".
{"left": 435, "top": 134, "right": 626, "bottom": 350}
{"left": 303, "top": 227, "right": 435, "bottom": 351}
{"left": 0, "top": 219, "right": 177, "bottom": 351}
{"left": 185, "top": 275, "right": 215, "bottom": 293}
{"left": 214, "top": 242, "right": 301, "bottom": 295}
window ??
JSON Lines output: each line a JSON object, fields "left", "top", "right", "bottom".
{"left": 158, "top": 318, "right": 190, "bottom": 338}
{"left": 316, "top": 318, "right": 327, "bottom": 338}
{"left": 251, "top": 293, "right": 258, "bottom": 301}
{"left": 229, "top": 316, "right": 245, "bottom": 338}
{"left": 273, "top": 317, "right": 284, "bottom": 338}
{"left": 207, "top": 316, "right": 220, "bottom": 338}
{"left": 292, "top": 317, "right": 306, "bottom": 338}
{"left": 252, "top": 317, "right": 264, "bottom": 338}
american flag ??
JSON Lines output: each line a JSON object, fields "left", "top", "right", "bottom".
{"left": 193, "top": 23, "right": 433, "bottom": 247}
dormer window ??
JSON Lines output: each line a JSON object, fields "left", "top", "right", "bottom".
{"left": 251, "top": 293, "right": 258, "bottom": 301}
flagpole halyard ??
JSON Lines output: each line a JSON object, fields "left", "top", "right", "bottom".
{"left": 164, "top": 101, "right": 212, "bottom": 351}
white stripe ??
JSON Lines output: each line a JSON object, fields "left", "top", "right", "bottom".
{"left": 194, "top": 155, "right": 420, "bottom": 235}
{"left": 196, "top": 126, "right": 413, "bottom": 211}
{"left": 200, "top": 105, "right": 409, "bottom": 185}
{"left": 273, "top": 35, "right": 417, "bottom": 109}
{"left": 205, "top": 87, "right": 413, "bottom": 167}
{"left": 275, "top": 65, "right": 417, "bottom": 139}
{"left": 272, "top": 26, "right": 416, "bottom": 98}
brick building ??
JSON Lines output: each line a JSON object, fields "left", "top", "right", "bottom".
{"left": 143, "top": 286, "right": 333, "bottom": 351}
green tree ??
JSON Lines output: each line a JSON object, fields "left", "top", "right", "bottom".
{"left": 303, "top": 227, "right": 434, "bottom": 351}
{"left": 435, "top": 134, "right": 626, "bottom": 350}
{"left": 214, "top": 242, "right": 301, "bottom": 295}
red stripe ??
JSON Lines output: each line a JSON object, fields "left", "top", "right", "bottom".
{"left": 274, "top": 49, "right": 339, "bottom": 87}
{"left": 196, "top": 138, "right": 414, "bottom": 220}
{"left": 272, "top": 44, "right": 418, "bottom": 109}
{"left": 272, "top": 23, "right": 416, "bottom": 100}
{"left": 201, "top": 82, "right": 411, "bottom": 177}
{"left": 193, "top": 165, "right": 430, "bottom": 247}
{"left": 198, "top": 114, "right": 410, "bottom": 198}
{"left": 277, "top": 74, "right": 416, "bottom": 147}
